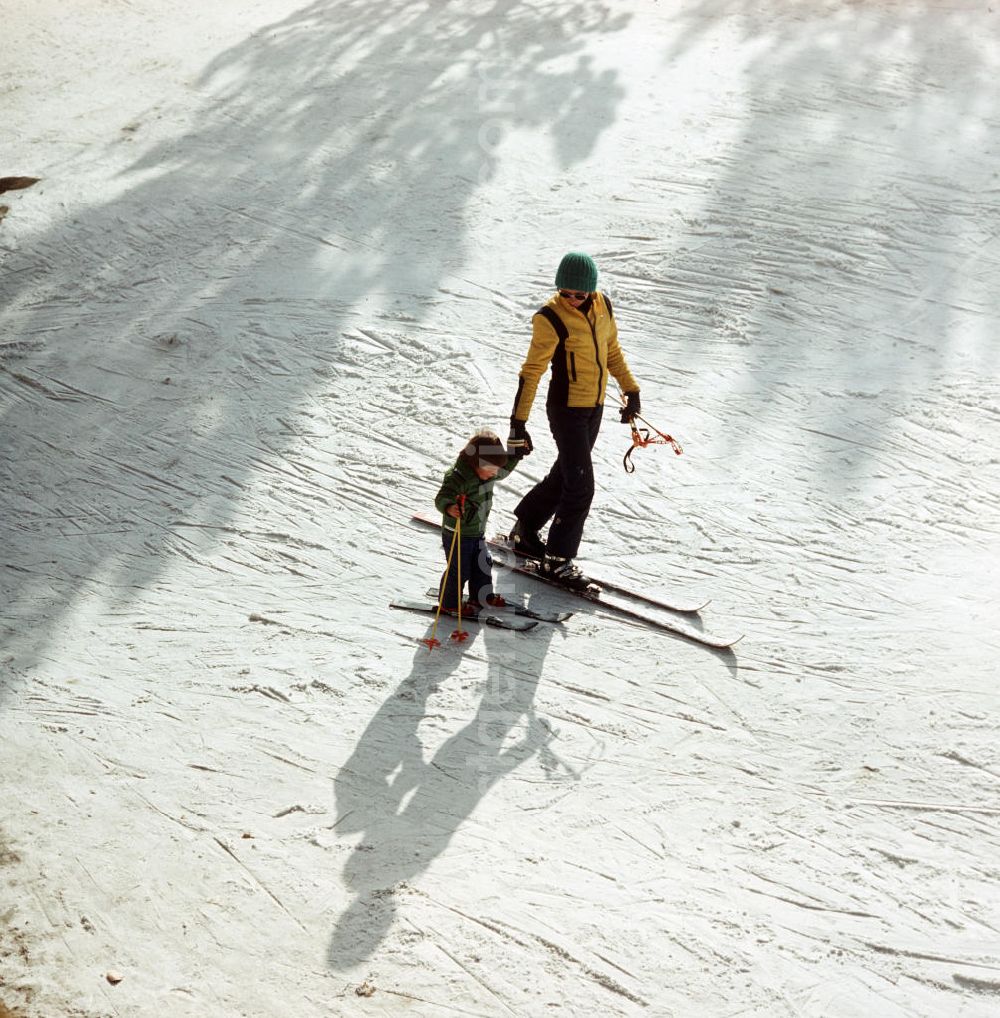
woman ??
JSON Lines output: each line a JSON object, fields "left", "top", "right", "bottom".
{"left": 506, "top": 252, "right": 641, "bottom": 590}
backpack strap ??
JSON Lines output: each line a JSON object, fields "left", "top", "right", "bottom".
{"left": 535, "top": 304, "right": 569, "bottom": 342}
{"left": 603, "top": 293, "right": 614, "bottom": 319}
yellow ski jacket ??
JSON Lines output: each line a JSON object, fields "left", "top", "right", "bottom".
{"left": 511, "top": 292, "right": 639, "bottom": 422}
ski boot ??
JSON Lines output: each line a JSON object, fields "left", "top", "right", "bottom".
{"left": 510, "top": 519, "right": 545, "bottom": 559}
{"left": 442, "top": 600, "right": 480, "bottom": 618}
{"left": 539, "top": 554, "right": 594, "bottom": 592}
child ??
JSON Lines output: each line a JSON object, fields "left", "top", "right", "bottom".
{"left": 434, "top": 429, "right": 522, "bottom": 614}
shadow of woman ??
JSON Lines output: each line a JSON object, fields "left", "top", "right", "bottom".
{"left": 328, "top": 616, "right": 562, "bottom": 970}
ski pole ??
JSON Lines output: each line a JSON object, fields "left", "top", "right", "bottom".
{"left": 423, "top": 495, "right": 467, "bottom": 650}
{"left": 451, "top": 496, "right": 468, "bottom": 643}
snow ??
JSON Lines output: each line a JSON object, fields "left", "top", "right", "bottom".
{"left": 2, "top": 1, "right": 999, "bottom": 1015}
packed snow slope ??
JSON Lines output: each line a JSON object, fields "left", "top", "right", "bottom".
{"left": 2, "top": 1, "right": 999, "bottom": 1016}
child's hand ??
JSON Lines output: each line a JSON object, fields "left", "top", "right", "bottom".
{"left": 446, "top": 504, "right": 462, "bottom": 519}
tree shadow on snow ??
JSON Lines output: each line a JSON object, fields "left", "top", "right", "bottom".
{"left": 0, "top": 0, "right": 632, "bottom": 704}
{"left": 653, "top": 0, "right": 1000, "bottom": 473}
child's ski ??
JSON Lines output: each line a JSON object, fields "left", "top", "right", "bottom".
{"left": 390, "top": 600, "right": 538, "bottom": 632}
{"left": 422, "top": 589, "right": 572, "bottom": 624}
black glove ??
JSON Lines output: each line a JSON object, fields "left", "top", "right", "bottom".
{"left": 508, "top": 418, "right": 533, "bottom": 456}
{"left": 619, "top": 391, "right": 641, "bottom": 424}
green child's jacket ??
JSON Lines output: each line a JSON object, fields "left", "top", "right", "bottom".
{"left": 434, "top": 456, "right": 519, "bottom": 537}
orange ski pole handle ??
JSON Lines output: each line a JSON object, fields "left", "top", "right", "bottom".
{"left": 623, "top": 415, "right": 683, "bottom": 474}
{"left": 615, "top": 388, "right": 682, "bottom": 473}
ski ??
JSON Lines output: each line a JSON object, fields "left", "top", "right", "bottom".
{"left": 410, "top": 513, "right": 709, "bottom": 615}
{"left": 497, "top": 534, "right": 711, "bottom": 615}
{"left": 422, "top": 589, "right": 572, "bottom": 624}
{"left": 487, "top": 551, "right": 742, "bottom": 650}
{"left": 390, "top": 600, "right": 538, "bottom": 632}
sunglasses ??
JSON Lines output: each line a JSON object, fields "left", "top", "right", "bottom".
{"left": 559, "top": 289, "right": 590, "bottom": 301}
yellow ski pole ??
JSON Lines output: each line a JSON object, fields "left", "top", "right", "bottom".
{"left": 423, "top": 495, "right": 468, "bottom": 650}
{"left": 451, "top": 496, "right": 468, "bottom": 643}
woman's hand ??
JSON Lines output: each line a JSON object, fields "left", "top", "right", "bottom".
{"left": 619, "top": 390, "right": 641, "bottom": 423}
{"left": 446, "top": 504, "right": 462, "bottom": 519}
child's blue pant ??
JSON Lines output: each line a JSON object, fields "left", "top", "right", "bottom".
{"left": 440, "top": 532, "right": 494, "bottom": 610}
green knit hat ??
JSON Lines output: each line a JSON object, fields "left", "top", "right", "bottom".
{"left": 555, "top": 252, "right": 598, "bottom": 292}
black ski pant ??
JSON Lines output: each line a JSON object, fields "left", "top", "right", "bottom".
{"left": 514, "top": 405, "right": 603, "bottom": 560}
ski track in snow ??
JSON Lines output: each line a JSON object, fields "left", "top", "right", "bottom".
{"left": 2, "top": 1, "right": 1000, "bottom": 1016}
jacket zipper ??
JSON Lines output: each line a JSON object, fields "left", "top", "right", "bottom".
{"left": 587, "top": 307, "right": 602, "bottom": 407}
